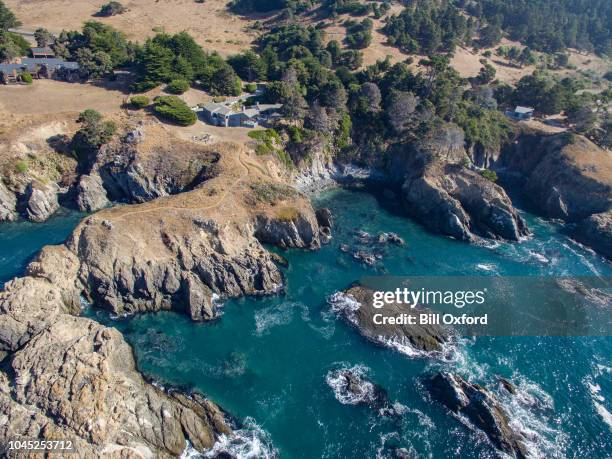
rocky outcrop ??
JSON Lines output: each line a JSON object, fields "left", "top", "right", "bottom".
{"left": 390, "top": 125, "right": 528, "bottom": 241}
{"left": 326, "top": 365, "right": 394, "bottom": 414}
{"left": 426, "top": 372, "right": 528, "bottom": 459}
{"left": 573, "top": 211, "right": 612, "bottom": 259}
{"left": 329, "top": 285, "right": 451, "bottom": 354}
{"left": 92, "top": 132, "right": 220, "bottom": 204}
{"left": 75, "top": 172, "right": 110, "bottom": 212}
{"left": 0, "top": 181, "right": 17, "bottom": 222}
{"left": 0, "top": 243, "right": 231, "bottom": 457}
{"left": 23, "top": 181, "right": 59, "bottom": 222}
{"left": 254, "top": 213, "right": 320, "bottom": 249}
{"left": 500, "top": 131, "right": 611, "bottom": 222}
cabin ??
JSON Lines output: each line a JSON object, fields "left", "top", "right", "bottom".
{"left": 507, "top": 106, "right": 535, "bottom": 121}
{"left": 30, "top": 47, "right": 55, "bottom": 59}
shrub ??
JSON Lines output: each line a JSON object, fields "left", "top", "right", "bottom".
{"left": 14, "top": 160, "right": 28, "bottom": 173}
{"left": 20, "top": 72, "right": 33, "bottom": 84}
{"left": 249, "top": 182, "right": 296, "bottom": 204}
{"left": 276, "top": 206, "right": 299, "bottom": 222}
{"left": 480, "top": 169, "right": 498, "bottom": 182}
{"left": 153, "top": 95, "right": 197, "bottom": 126}
{"left": 166, "top": 79, "right": 190, "bottom": 94}
{"left": 130, "top": 95, "right": 150, "bottom": 109}
{"left": 98, "top": 1, "right": 126, "bottom": 16}
{"left": 245, "top": 82, "right": 257, "bottom": 93}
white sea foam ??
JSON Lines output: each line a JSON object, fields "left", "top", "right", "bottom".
{"left": 586, "top": 374, "right": 612, "bottom": 431}
{"left": 203, "top": 417, "right": 279, "bottom": 459}
{"left": 327, "top": 291, "right": 361, "bottom": 325}
{"left": 325, "top": 363, "right": 376, "bottom": 405}
{"left": 253, "top": 301, "right": 309, "bottom": 336}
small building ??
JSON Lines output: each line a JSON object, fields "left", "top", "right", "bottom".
{"left": 0, "top": 58, "right": 80, "bottom": 84}
{"left": 201, "top": 101, "right": 282, "bottom": 128}
{"left": 30, "top": 47, "right": 55, "bottom": 59}
{"left": 507, "top": 106, "right": 535, "bottom": 121}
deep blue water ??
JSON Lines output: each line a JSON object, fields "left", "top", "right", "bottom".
{"left": 0, "top": 208, "right": 83, "bottom": 284}
{"left": 1, "top": 191, "right": 610, "bottom": 458}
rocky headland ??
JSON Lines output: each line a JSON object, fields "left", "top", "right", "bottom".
{"left": 0, "top": 129, "right": 324, "bottom": 456}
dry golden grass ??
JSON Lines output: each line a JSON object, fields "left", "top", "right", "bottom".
{"left": 6, "top": 0, "right": 259, "bottom": 56}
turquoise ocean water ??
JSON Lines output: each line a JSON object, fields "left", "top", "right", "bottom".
{"left": 2, "top": 191, "right": 610, "bottom": 458}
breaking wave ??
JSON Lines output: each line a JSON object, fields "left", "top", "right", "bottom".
{"left": 325, "top": 363, "right": 375, "bottom": 405}
{"left": 202, "top": 417, "right": 279, "bottom": 459}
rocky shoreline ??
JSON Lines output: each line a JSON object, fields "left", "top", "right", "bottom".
{"left": 0, "top": 136, "right": 326, "bottom": 456}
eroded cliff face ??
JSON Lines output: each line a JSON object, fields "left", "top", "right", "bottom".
{"left": 499, "top": 131, "right": 611, "bottom": 222}
{"left": 389, "top": 125, "right": 529, "bottom": 241}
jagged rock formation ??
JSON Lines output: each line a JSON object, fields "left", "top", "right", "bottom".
{"left": 390, "top": 125, "right": 528, "bottom": 241}
{"left": 23, "top": 181, "right": 60, "bottom": 222}
{"left": 330, "top": 284, "right": 451, "bottom": 354}
{"left": 426, "top": 372, "right": 528, "bottom": 459}
{"left": 500, "top": 131, "right": 611, "bottom": 222}
{"left": 75, "top": 172, "right": 110, "bottom": 212}
{"left": 254, "top": 213, "right": 320, "bottom": 249}
{"left": 0, "top": 181, "right": 17, "bottom": 222}
{"left": 0, "top": 245, "right": 231, "bottom": 457}
{"left": 573, "top": 211, "right": 612, "bottom": 259}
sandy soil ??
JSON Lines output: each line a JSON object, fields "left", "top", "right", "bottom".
{"left": 5, "top": 0, "right": 259, "bottom": 56}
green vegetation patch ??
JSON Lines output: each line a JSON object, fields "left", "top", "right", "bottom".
{"left": 249, "top": 182, "right": 297, "bottom": 205}
{"left": 129, "top": 95, "right": 150, "bottom": 109}
{"left": 153, "top": 96, "right": 197, "bottom": 126}
{"left": 480, "top": 169, "right": 498, "bottom": 182}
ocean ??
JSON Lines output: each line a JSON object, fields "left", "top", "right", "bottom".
{"left": 2, "top": 190, "right": 610, "bottom": 458}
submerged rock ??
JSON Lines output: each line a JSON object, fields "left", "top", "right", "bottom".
{"left": 426, "top": 372, "right": 528, "bottom": 459}
{"left": 23, "top": 181, "right": 59, "bottom": 222}
{"left": 573, "top": 211, "right": 612, "bottom": 259}
{"left": 378, "top": 232, "right": 405, "bottom": 245}
{"left": 329, "top": 285, "right": 451, "bottom": 355}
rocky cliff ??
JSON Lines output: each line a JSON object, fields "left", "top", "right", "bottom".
{"left": 0, "top": 245, "right": 231, "bottom": 458}
{"left": 0, "top": 139, "right": 322, "bottom": 456}
{"left": 389, "top": 125, "right": 529, "bottom": 241}
{"left": 499, "top": 131, "right": 611, "bottom": 222}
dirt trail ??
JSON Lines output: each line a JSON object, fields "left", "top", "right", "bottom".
{"left": 110, "top": 148, "right": 253, "bottom": 221}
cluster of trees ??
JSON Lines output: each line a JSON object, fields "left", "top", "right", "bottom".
{"left": 344, "top": 18, "right": 372, "bottom": 49}
{"left": 383, "top": 1, "right": 470, "bottom": 55}
{"left": 462, "top": 0, "right": 611, "bottom": 55}
{"left": 495, "top": 45, "right": 537, "bottom": 67}
{"left": 323, "top": 0, "right": 388, "bottom": 17}
{"left": 0, "top": 0, "right": 30, "bottom": 61}
{"left": 132, "top": 31, "right": 241, "bottom": 95}
{"left": 52, "top": 21, "right": 133, "bottom": 78}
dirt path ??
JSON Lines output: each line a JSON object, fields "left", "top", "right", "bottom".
{"left": 110, "top": 149, "right": 253, "bottom": 221}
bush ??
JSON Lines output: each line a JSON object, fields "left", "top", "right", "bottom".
{"left": 98, "top": 1, "right": 126, "bottom": 16}
{"left": 480, "top": 169, "right": 498, "bottom": 182}
{"left": 245, "top": 82, "right": 257, "bottom": 93}
{"left": 166, "top": 79, "right": 190, "bottom": 94}
{"left": 14, "top": 160, "right": 28, "bottom": 173}
{"left": 130, "top": 95, "right": 150, "bottom": 109}
{"left": 153, "top": 96, "right": 197, "bottom": 126}
{"left": 20, "top": 72, "right": 33, "bottom": 84}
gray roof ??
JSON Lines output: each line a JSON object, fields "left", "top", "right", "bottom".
{"left": 31, "top": 47, "right": 54, "bottom": 54}
{"left": 203, "top": 102, "right": 234, "bottom": 116}
{"left": 0, "top": 58, "right": 79, "bottom": 74}
{"left": 515, "top": 106, "right": 534, "bottom": 114}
